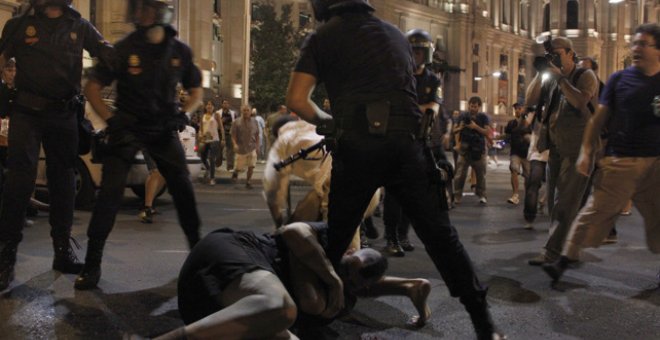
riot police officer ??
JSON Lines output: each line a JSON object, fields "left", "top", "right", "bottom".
{"left": 75, "top": 0, "right": 203, "bottom": 290}
{"left": 0, "top": 0, "right": 112, "bottom": 291}
{"left": 383, "top": 29, "right": 445, "bottom": 256}
{"left": 286, "top": 1, "right": 503, "bottom": 338}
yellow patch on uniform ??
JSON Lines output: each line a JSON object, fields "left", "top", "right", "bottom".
{"left": 128, "top": 55, "right": 140, "bottom": 67}
{"left": 171, "top": 58, "right": 181, "bottom": 67}
{"left": 70, "top": 32, "right": 77, "bottom": 41}
{"left": 25, "top": 26, "right": 37, "bottom": 37}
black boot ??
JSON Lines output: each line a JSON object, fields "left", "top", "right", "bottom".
{"left": 74, "top": 239, "right": 105, "bottom": 290}
{"left": 0, "top": 241, "right": 18, "bottom": 291}
{"left": 542, "top": 256, "right": 570, "bottom": 282}
{"left": 52, "top": 237, "right": 84, "bottom": 274}
{"left": 460, "top": 290, "right": 504, "bottom": 340}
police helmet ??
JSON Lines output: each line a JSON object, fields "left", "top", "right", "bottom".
{"left": 29, "top": 0, "right": 72, "bottom": 9}
{"left": 406, "top": 29, "right": 434, "bottom": 65}
{"left": 128, "top": 0, "right": 174, "bottom": 26}
{"left": 310, "top": 0, "right": 375, "bottom": 22}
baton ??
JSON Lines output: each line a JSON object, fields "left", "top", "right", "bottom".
{"left": 273, "top": 139, "right": 326, "bottom": 171}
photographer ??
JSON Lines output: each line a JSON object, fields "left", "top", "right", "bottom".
{"left": 452, "top": 96, "right": 492, "bottom": 205}
{"left": 0, "top": 0, "right": 113, "bottom": 291}
{"left": 504, "top": 103, "right": 531, "bottom": 205}
{"left": 525, "top": 37, "right": 599, "bottom": 266}
{"left": 75, "top": 0, "right": 203, "bottom": 290}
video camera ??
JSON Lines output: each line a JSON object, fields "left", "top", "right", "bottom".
{"left": 533, "top": 35, "right": 562, "bottom": 72}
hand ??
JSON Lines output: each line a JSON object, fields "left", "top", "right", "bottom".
{"left": 546, "top": 61, "right": 563, "bottom": 79}
{"left": 467, "top": 120, "right": 478, "bottom": 130}
{"left": 315, "top": 111, "right": 335, "bottom": 136}
{"left": 575, "top": 149, "right": 593, "bottom": 177}
{"left": 320, "top": 274, "right": 344, "bottom": 319}
{"left": 436, "top": 159, "right": 454, "bottom": 182}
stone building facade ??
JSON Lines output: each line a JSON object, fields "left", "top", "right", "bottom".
{"left": 0, "top": 0, "right": 657, "bottom": 121}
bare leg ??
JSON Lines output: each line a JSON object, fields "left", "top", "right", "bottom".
{"left": 357, "top": 276, "right": 432, "bottom": 327}
{"left": 156, "top": 270, "right": 297, "bottom": 340}
{"left": 144, "top": 170, "right": 166, "bottom": 208}
{"left": 246, "top": 166, "right": 254, "bottom": 185}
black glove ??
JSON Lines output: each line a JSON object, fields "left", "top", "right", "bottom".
{"left": 436, "top": 159, "right": 455, "bottom": 183}
{"left": 167, "top": 111, "right": 190, "bottom": 132}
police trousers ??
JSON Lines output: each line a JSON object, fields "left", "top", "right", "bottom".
{"left": 326, "top": 132, "right": 486, "bottom": 299}
{"left": 86, "top": 130, "right": 200, "bottom": 243}
{"left": 0, "top": 107, "right": 77, "bottom": 243}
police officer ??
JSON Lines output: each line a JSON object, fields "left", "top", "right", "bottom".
{"left": 75, "top": 0, "right": 203, "bottom": 290}
{"left": 0, "top": 0, "right": 112, "bottom": 291}
{"left": 383, "top": 29, "right": 445, "bottom": 256}
{"left": 286, "top": 1, "right": 502, "bottom": 338}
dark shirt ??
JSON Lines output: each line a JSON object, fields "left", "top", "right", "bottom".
{"left": 0, "top": 8, "right": 109, "bottom": 100}
{"left": 458, "top": 111, "right": 490, "bottom": 154}
{"left": 601, "top": 67, "right": 660, "bottom": 157}
{"left": 504, "top": 118, "right": 531, "bottom": 158}
{"left": 294, "top": 12, "right": 420, "bottom": 120}
{"left": 89, "top": 26, "right": 201, "bottom": 123}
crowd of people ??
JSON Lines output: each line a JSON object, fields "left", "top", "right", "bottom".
{"left": 0, "top": 0, "right": 658, "bottom": 339}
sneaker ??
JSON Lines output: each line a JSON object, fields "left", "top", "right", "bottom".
{"left": 208, "top": 178, "right": 216, "bottom": 186}
{"left": 507, "top": 195, "right": 520, "bottom": 205}
{"left": 479, "top": 197, "right": 488, "bottom": 204}
{"left": 619, "top": 210, "right": 632, "bottom": 216}
{"left": 384, "top": 240, "right": 405, "bottom": 257}
{"left": 528, "top": 253, "right": 554, "bottom": 266}
{"left": 400, "top": 238, "right": 415, "bottom": 252}
{"left": 245, "top": 182, "right": 253, "bottom": 189}
{"left": 524, "top": 223, "right": 534, "bottom": 230}
{"left": 231, "top": 174, "right": 238, "bottom": 184}
{"left": 453, "top": 194, "right": 462, "bottom": 205}
{"left": 139, "top": 207, "right": 155, "bottom": 224}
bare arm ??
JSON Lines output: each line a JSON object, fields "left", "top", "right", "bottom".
{"left": 83, "top": 79, "right": 113, "bottom": 121}
{"left": 182, "top": 87, "right": 203, "bottom": 115}
{"left": 576, "top": 104, "right": 611, "bottom": 176}
{"left": 558, "top": 69, "right": 597, "bottom": 112}
{"left": 285, "top": 72, "right": 332, "bottom": 125}
{"left": 278, "top": 222, "right": 344, "bottom": 317}
{"left": 525, "top": 73, "right": 543, "bottom": 108}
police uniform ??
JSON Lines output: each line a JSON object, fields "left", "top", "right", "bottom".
{"left": 0, "top": 5, "right": 111, "bottom": 286}
{"left": 293, "top": 4, "right": 497, "bottom": 337}
{"left": 383, "top": 66, "right": 443, "bottom": 250}
{"left": 76, "top": 25, "right": 202, "bottom": 288}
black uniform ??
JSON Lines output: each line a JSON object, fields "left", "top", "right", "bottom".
{"left": 294, "top": 10, "right": 496, "bottom": 337}
{"left": 383, "top": 66, "right": 442, "bottom": 245}
{"left": 0, "top": 8, "right": 110, "bottom": 243}
{"left": 86, "top": 26, "right": 201, "bottom": 246}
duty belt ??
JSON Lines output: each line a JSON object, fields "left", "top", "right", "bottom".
{"left": 337, "top": 113, "right": 419, "bottom": 135}
{"left": 15, "top": 91, "right": 71, "bottom": 111}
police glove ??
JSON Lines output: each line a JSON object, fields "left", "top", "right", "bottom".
{"left": 105, "top": 115, "right": 137, "bottom": 146}
{"left": 436, "top": 159, "right": 454, "bottom": 183}
{"left": 167, "top": 111, "right": 190, "bottom": 132}
{"left": 314, "top": 111, "right": 335, "bottom": 136}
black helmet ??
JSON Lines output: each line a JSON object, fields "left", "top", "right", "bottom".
{"left": 406, "top": 29, "right": 434, "bottom": 65}
{"left": 29, "top": 0, "right": 72, "bottom": 9}
{"left": 128, "top": 0, "right": 174, "bottom": 26}
{"left": 310, "top": 0, "right": 374, "bottom": 22}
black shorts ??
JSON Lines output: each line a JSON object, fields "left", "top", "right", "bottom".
{"left": 177, "top": 228, "right": 278, "bottom": 324}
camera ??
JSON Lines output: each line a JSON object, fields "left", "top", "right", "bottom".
{"left": 533, "top": 35, "right": 562, "bottom": 72}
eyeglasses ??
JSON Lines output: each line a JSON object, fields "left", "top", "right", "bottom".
{"left": 630, "top": 41, "right": 656, "bottom": 48}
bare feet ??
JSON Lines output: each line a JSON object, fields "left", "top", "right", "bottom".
{"left": 406, "top": 279, "right": 432, "bottom": 328}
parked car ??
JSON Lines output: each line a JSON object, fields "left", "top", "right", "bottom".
{"left": 35, "top": 102, "right": 202, "bottom": 209}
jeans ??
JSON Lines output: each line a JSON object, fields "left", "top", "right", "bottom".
{"left": 201, "top": 141, "right": 220, "bottom": 179}
{"left": 453, "top": 152, "right": 487, "bottom": 198}
{"left": 0, "top": 107, "right": 77, "bottom": 243}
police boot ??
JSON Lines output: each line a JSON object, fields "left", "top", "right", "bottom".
{"left": 0, "top": 241, "right": 18, "bottom": 291}
{"left": 52, "top": 237, "right": 84, "bottom": 274}
{"left": 74, "top": 239, "right": 105, "bottom": 290}
{"left": 460, "top": 290, "right": 505, "bottom": 340}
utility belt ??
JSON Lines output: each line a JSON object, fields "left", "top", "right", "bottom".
{"left": 332, "top": 93, "right": 420, "bottom": 137}
{"left": 14, "top": 91, "right": 77, "bottom": 112}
